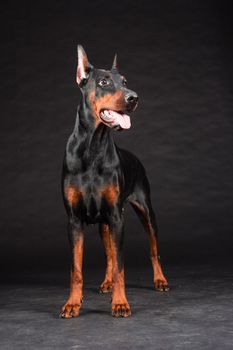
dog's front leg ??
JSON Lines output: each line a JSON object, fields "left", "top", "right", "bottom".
{"left": 60, "top": 219, "right": 84, "bottom": 318}
{"left": 109, "top": 214, "right": 131, "bottom": 318}
{"left": 99, "top": 223, "right": 113, "bottom": 293}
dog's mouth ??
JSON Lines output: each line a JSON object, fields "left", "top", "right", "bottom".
{"left": 100, "top": 109, "right": 131, "bottom": 131}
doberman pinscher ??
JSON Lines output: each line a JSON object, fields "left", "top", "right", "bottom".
{"left": 60, "top": 45, "right": 169, "bottom": 318}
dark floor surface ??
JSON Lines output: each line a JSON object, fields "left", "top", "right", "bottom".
{"left": 1, "top": 265, "right": 233, "bottom": 350}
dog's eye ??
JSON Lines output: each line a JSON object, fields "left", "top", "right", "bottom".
{"left": 122, "top": 78, "right": 127, "bottom": 86}
{"left": 99, "top": 78, "right": 109, "bottom": 87}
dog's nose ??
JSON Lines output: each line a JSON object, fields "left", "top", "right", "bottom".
{"left": 125, "top": 93, "right": 138, "bottom": 104}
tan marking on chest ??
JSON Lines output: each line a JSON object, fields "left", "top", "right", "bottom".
{"left": 65, "top": 186, "right": 82, "bottom": 206}
{"left": 101, "top": 185, "right": 119, "bottom": 206}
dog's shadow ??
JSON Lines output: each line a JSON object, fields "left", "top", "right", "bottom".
{"left": 7, "top": 283, "right": 172, "bottom": 319}
{"left": 87, "top": 283, "right": 156, "bottom": 294}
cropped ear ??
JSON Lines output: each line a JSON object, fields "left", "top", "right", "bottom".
{"left": 76, "top": 45, "right": 93, "bottom": 85}
{"left": 111, "top": 53, "right": 118, "bottom": 71}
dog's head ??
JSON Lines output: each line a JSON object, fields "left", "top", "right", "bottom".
{"left": 76, "top": 45, "right": 138, "bottom": 130}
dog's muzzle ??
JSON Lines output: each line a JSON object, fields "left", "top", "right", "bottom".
{"left": 125, "top": 93, "right": 139, "bottom": 112}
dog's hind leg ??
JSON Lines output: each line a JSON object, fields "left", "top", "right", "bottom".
{"left": 99, "top": 223, "right": 113, "bottom": 293}
{"left": 129, "top": 178, "right": 169, "bottom": 292}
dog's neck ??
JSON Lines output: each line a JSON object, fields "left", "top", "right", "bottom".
{"left": 68, "top": 98, "right": 119, "bottom": 169}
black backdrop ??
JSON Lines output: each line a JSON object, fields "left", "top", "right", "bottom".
{"left": 1, "top": 0, "right": 233, "bottom": 274}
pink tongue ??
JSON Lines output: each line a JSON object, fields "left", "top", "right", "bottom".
{"left": 102, "top": 110, "right": 131, "bottom": 129}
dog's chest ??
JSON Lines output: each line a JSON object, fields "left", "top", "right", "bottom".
{"left": 64, "top": 171, "right": 120, "bottom": 222}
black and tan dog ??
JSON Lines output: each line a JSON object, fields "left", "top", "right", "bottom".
{"left": 60, "top": 45, "right": 169, "bottom": 318}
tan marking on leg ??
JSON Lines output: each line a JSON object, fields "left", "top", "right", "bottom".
{"left": 110, "top": 234, "right": 131, "bottom": 317}
{"left": 100, "top": 224, "right": 113, "bottom": 293}
{"left": 61, "top": 234, "right": 84, "bottom": 318}
{"left": 147, "top": 223, "right": 169, "bottom": 291}
{"left": 132, "top": 202, "right": 169, "bottom": 292}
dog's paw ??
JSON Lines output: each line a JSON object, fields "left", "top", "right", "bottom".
{"left": 60, "top": 302, "right": 82, "bottom": 318}
{"left": 99, "top": 280, "right": 113, "bottom": 293}
{"left": 111, "top": 303, "right": 131, "bottom": 318}
{"left": 154, "top": 278, "right": 169, "bottom": 292}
